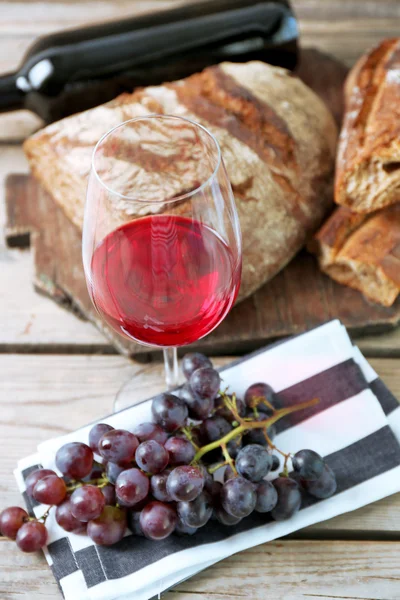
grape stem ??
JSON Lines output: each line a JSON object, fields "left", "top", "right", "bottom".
{"left": 39, "top": 505, "right": 53, "bottom": 523}
{"left": 263, "top": 430, "right": 289, "bottom": 461}
{"left": 208, "top": 461, "right": 228, "bottom": 474}
{"left": 192, "top": 397, "right": 319, "bottom": 464}
{"left": 221, "top": 443, "right": 237, "bottom": 474}
{"left": 253, "top": 395, "right": 275, "bottom": 413}
{"left": 181, "top": 426, "right": 200, "bottom": 451}
{"left": 66, "top": 476, "right": 109, "bottom": 494}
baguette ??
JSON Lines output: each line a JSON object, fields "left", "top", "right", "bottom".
{"left": 335, "top": 38, "right": 400, "bottom": 213}
{"left": 310, "top": 203, "right": 400, "bottom": 306}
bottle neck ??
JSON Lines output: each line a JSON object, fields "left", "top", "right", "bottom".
{"left": 0, "top": 73, "right": 25, "bottom": 112}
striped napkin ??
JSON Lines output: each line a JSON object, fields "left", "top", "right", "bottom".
{"left": 15, "top": 320, "right": 400, "bottom": 600}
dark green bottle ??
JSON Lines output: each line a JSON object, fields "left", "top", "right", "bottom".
{"left": 0, "top": 0, "right": 298, "bottom": 123}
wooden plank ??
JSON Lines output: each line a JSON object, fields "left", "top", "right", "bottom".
{"left": 170, "top": 541, "right": 400, "bottom": 600}
{"left": 357, "top": 329, "right": 400, "bottom": 358}
{"left": 294, "top": 0, "right": 400, "bottom": 19}
{"left": 1, "top": 0, "right": 397, "bottom": 41}
{"left": 1, "top": 353, "right": 400, "bottom": 535}
{"left": 1, "top": 539, "right": 399, "bottom": 600}
{"left": 1, "top": 0, "right": 183, "bottom": 34}
{"left": 292, "top": 1, "right": 400, "bottom": 66}
{"left": 298, "top": 21, "right": 400, "bottom": 67}
{"left": 0, "top": 145, "right": 109, "bottom": 352}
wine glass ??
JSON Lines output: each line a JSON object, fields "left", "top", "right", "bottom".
{"left": 82, "top": 115, "right": 242, "bottom": 409}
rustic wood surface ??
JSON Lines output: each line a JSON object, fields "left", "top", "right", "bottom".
{"left": 1, "top": 1, "right": 400, "bottom": 599}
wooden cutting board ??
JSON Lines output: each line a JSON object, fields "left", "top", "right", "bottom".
{"left": 6, "top": 173, "right": 400, "bottom": 357}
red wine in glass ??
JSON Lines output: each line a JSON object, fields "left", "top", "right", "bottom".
{"left": 89, "top": 215, "right": 241, "bottom": 347}
{"left": 83, "top": 115, "right": 242, "bottom": 395}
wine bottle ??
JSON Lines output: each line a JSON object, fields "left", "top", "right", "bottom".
{"left": 0, "top": 0, "right": 298, "bottom": 123}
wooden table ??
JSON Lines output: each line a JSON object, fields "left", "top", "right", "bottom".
{"left": 1, "top": 1, "right": 400, "bottom": 599}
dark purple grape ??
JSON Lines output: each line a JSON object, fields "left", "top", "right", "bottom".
{"left": 115, "top": 468, "right": 149, "bottom": 507}
{"left": 152, "top": 394, "right": 188, "bottom": 433}
{"left": 98, "top": 430, "right": 138, "bottom": 466}
{"left": 215, "top": 506, "right": 242, "bottom": 526}
{"left": 150, "top": 470, "right": 172, "bottom": 502}
{"left": 70, "top": 485, "right": 106, "bottom": 522}
{"left": 132, "top": 422, "right": 168, "bottom": 445}
{"left": 120, "top": 492, "right": 151, "bottom": 511}
{"left": 271, "top": 454, "right": 280, "bottom": 472}
{"left": 25, "top": 469, "right": 56, "bottom": 498}
{"left": 16, "top": 521, "right": 47, "bottom": 553}
{"left": 195, "top": 449, "right": 221, "bottom": 466}
{"left": 190, "top": 367, "right": 220, "bottom": 401}
{"left": 206, "top": 480, "right": 222, "bottom": 505}
{"left": 235, "top": 444, "right": 272, "bottom": 483}
{"left": 177, "top": 491, "right": 213, "bottom": 528}
{"left": 214, "top": 394, "right": 246, "bottom": 423}
{"left": 140, "top": 501, "right": 177, "bottom": 540}
{"left": 55, "top": 442, "right": 94, "bottom": 480}
{"left": 101, "top": 484, "right": 116, "bottom": 505}
{"left": 271, "top": 477, "right": 302, "bottom": 521}
{"left": 89, "top": 423, "right": 114, "bottom": 452}
{"left": 135, "top": 440, "right": 169, "bottom": 474}
{"left": 244, "top": 383, "right": 278, "bottom": 415}
{"left": 255, "top": 480, "right": 278, "bottom": 513}
{"left": 174, "top": 426, "right": 203, "bottom": 455}
{"left": 227, "top": 435, "right": 242, "bottom": 459}
{"left": 167, "top": 466, "right": 204, "bottom": 501}
{"left": 164, "top": 437, "right": 195, "bottom": 466}
{"left": 0, "top": 507, "right": 28, "bottom": 539}
{"left": 105, "top": 462, "right": 125, "bottom": 485}
{"left": 127, "top": 511, "right": 144, "bottom": 536}
{"left": 82, "top": 460, "right": 106, "bottom": 482}
{"left": 175, "top": 518, "right": 198, "bottom": 535}
{"left": 182, "top": 352, "right": 212, "bottom": 380}
{"left": 303, "top": 464, "right": 337, "bottom": 499}
{"left": 221, "top": 477, "right": 256, "bottom": 518}
{"left": 56, "top": 499, "right": 86, "bottom": 533}
{"left": 176, "top": 384, "right": 214, "bottom": 420}
{"left": 292, "top": 450, "right": 325, "bottom": 481}
{"left": 199, "top": 465, "right": 214, "bottom": 492}
{"left": 199, "top": 416, "right": 231, "bottom": 444}
{"left": 87, "top": 506, "right": 127, "bottom": 546}
{"left": 224, "top": 465, "right": 236, "bottom": 482}
{"left": 33, "top": 475, "right": 67, "bottom": 506}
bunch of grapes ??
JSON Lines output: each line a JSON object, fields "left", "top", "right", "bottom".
{"left": 0, "top": 352, "right": 337, "bottom": 553}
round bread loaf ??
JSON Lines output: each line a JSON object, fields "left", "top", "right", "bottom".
{"left": 24, "top": 61, "right": 337, "bottom": 301}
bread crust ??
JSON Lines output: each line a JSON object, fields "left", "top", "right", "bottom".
{"left": 310, "top": 204, "right": 400, "bottom": 306}
{"left": 24, "top": 61, "right": 337, "bottom": 301}
{"left": 335, "top": 39, "right": 400, "bottom": 213}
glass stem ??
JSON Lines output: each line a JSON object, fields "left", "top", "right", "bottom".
{"left": 163, "top": 347, "right": 179, "bottom": 389}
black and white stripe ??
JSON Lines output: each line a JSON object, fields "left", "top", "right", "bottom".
{"left": 15, "top": 320, "right": 400, "bottom": 600}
